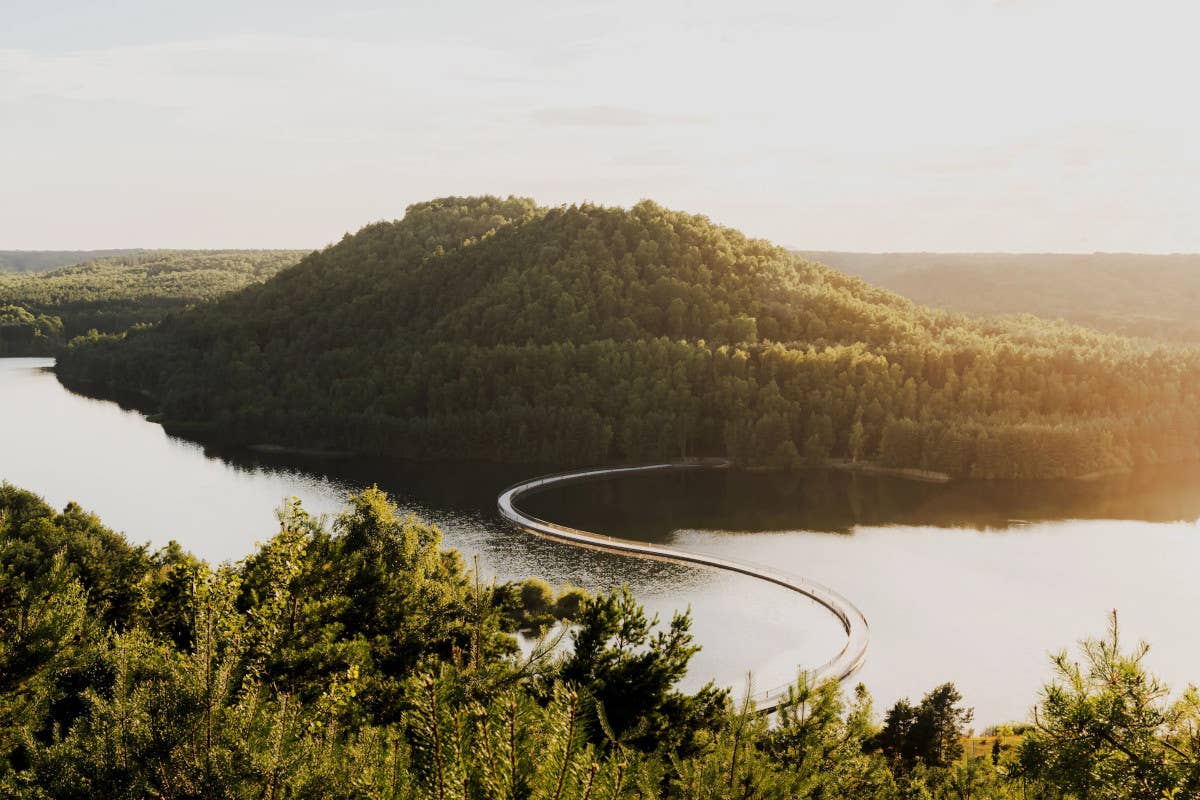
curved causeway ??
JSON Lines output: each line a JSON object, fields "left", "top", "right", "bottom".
{"left": 497, "top": 461, "right": 870, "bottom": 713}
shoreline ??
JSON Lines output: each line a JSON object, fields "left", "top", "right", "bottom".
{"left": 38, "top": 362, "right": 1159, "bottom": 485}
{"left": 827, "top": 458, "right": 952, "bottom": 483}
{"left": 245, "top": 443, "right": 357, "bottom": 459}
{"left": 1072, "top": 466, "right": 1135, "bottom": 481}
{"left": 740, "top": 458, "right": 952, "bottom": 483}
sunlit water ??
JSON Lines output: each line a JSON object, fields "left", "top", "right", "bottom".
{"left": 3, "top": 356, "right": 1198, "bottom": 724}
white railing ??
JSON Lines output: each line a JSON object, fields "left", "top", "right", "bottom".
{"left": 497, "top": 461, "right": 869, "bottom": 713}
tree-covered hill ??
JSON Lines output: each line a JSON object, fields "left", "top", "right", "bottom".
{"left": 0, "top": 250, "right": 303, "bottom": 354}
{"left": 58, "top": 197, "right": 1200, "bottom": 479}
{"left": 801, "top": 251, "right": 1200, "bottom": 343}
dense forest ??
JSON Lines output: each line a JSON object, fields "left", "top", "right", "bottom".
{"left": 58, "top": 197, "right": 1200, "bottom": 479}
{"left": 0, "top": 249, "right": 144, "bottom": 273}
{"left": 803, "top": 251, "right": 1200, "bottom": 343}
{"left": 0, "top": 251, "right": 302, "bottom": 355}
{"left": 2, "top": 482, "right": 1196, "bottom": 799}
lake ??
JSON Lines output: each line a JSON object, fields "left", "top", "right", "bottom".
{"left": 2, "top": 356, "right": 1198, "bottom": 724}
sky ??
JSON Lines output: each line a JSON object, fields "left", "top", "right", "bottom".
{"left": 2, "top": 0, "right": 1198, "bottom": 252}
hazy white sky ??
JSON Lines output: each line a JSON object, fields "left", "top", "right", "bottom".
{"left": 2, "top": 0, "right": 1197, "bottom": 251}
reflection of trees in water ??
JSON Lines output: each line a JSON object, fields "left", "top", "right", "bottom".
{"left": 522, "top": 465, "right": 1200, "bottom": 540}
{"left": 154, "top": 437, "right": 1200, "bottom": 577}
{"left": 202, "top": 445, "right": 703, "bottom": 589}
{"left": 165, "top": 429, "right": 1200, "bottom": 540}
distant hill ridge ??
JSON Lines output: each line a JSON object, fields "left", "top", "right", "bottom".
{"left": 56, "top": 196, "right": 1200, "bottom": 479}
{"left": 0, "top": 250, "right": 148, "bottom": 273}
{"left": 801, "top": 251, "right": 1200, "bottom": 342}
{"left": 0, "top": 250, "right": 303, "bottom": 355}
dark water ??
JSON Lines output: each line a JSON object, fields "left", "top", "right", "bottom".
{"left": 3, "top": 357, "right": 1198, "bottom": 724}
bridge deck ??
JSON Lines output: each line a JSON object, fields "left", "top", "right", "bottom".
{"left": 496, "top": 461, "right": 869, "bottom": 713}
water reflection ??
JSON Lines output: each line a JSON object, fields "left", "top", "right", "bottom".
{"left": 520, "top": 466, "right": 1200, "bottom": 541}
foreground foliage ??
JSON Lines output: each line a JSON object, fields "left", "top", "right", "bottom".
{"left": 59, "top": 197, "right": 1200, "bottom": 479}
{"left": 2, "top": 482, "right": 1197, "bottom": 798}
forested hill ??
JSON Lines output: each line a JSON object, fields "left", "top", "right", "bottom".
{"left": 58, "top": 197, "right": 1200, "bottom": 479}
{"left": 800, "top": 251, "right": 1200, "bottom": 343}
{"left": 0, "top": 250, "right": 303, "bottom": 355}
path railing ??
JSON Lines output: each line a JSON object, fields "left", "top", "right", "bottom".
{"left": 497, "top": 461, "right": 869, "bottom": 713}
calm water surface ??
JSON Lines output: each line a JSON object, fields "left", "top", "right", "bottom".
{"left": 3, "top": 357, "right": 1198, "bottom": 723}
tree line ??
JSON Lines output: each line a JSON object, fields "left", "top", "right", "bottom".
{"left": 0, "top": 250, "right": 302, "bottom": 355}
{"left": 0, "top": 249, "right": 143, "bottom": 273}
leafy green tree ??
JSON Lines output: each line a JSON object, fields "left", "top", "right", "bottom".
{"left": 1015, "top": 611, "right": 1200, "bottom": 799}
{"left": 667, "top": 697, "right": 796, "bottom": 799}
{"left": 553, "top": 586, "right": 589, "bottom": 622}
{"left": 237, "top": 489, "right": 521, "bottom": 722}
{"left": 850, "top": 419, "right": 867, "bottom": 462}
{"left": 0, "top": 548, "right": 89, "bottom": 780}
{"left": 561, "top": 586, "right": 727, "bottom": 753}
{"left": 871, "top": 683, "right": 973, "bottom": 775}
{"left": 762, "top": 678, "right": 898, "bottom": 799}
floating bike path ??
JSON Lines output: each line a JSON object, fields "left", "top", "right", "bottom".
{"left": 496, "top": 461, "right": 869, "bottom": 713}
